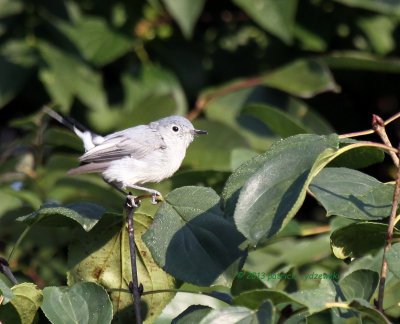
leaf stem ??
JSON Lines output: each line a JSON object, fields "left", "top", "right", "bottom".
{"left": 8, "top": 226, "right": 31, "bottom": 262}
{"left": 377, "top": 144, "right": 400, "bottom": 312}
{"left": 372, "top": 114, "right": 399, "bottom": 167}
{"left": 125, "top": 196, "right": 143, "bottom": 324}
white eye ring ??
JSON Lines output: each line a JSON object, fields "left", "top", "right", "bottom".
{"left": 172, "top": 126, "right": 179, "bottom": 132}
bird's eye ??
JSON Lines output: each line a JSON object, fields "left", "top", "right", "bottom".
{"left": 172, "top": 126, "right": 179, "bottom": 132}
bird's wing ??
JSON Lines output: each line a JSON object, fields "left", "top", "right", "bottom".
{"left": 78, "top": 125, "right": 166, "bottom": 163}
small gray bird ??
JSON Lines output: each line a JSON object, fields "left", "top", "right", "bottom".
{"left": 46, "top": 108, "right": 207, "bottom": 205}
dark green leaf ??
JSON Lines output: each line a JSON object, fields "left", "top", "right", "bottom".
{"left": 172, "top": 306, "right": 212, "bottom": 324}
{"left": 232, "top": 289, "right": 296, "bottom": 309}
{"left": 333, "top": 0, "right": 400, "bottom": 16}
{"left": 330, "top": 222, "right": 400, "bottom": 259}
{"left": 184, "top": 120, "right": 250, "bottom": 171}
{"left": 17, "top": 202, "right": 105, "bottom": 232}
{"left": 233, "top": 134, "right": 339, "bottom": 243}
{"left": 322, "top": 51, "right": 400, "bottom": 72}
{"left": 52, "top": 15, "right": 132, "bottom": 66}
{"left": 0, "top": 40, "right": 36, "bottom": 108}
{"left": 339, "top": 270, "right": 379, "bottom": 301}
{"left": 142, "top": 186, "right": 245, "bottom": 286}
{"left": 262, "top": 59, "right": 339, "bottom": 98}
{"left": 347, "top": 299, "right": 390, "bottom": 324}
{"left": 41, "top": 282, "right": 112, "bottom": 324}
{"left": 386, "top": 243, "right": 400, "bottom": 279}
{"left": 232, "top": 0, "right": 298, "bottom": 44}
{"left": 162, "top": 0, "right": 205, "bottom": 38}
{"left": 310, "top": 167, "right": 393, "bottom": 220}
{"left": 242, "top": 104, "right": 309, "bottom": 137}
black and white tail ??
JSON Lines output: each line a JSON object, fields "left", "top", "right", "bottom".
{"left": 45, "top": 107, "right": 105, "bottom": 151}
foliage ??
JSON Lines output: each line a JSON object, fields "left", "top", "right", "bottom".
{"left": 1, "top": 0, "right": 400, "bottom": 323}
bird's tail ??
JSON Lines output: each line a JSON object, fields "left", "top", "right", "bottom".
{"left": 44, "top": 107, "right": 104, "bottom": 151}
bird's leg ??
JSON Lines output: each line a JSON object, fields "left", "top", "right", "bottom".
{"left": 102, "top": 178, "right": 141, "bottom": 207}
{"left": 128, "top": 185, "right": 163, "bottom": 205}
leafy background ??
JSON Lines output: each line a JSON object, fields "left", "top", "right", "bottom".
{"left": 1, "top": 0, "right": 400, "bottom": 323}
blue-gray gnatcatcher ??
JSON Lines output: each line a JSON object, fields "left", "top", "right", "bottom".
{"left": 46, "top": 108, "right": 207, "bottom": 205}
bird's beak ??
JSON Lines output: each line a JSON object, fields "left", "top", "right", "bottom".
{"left": 193, "top": 129, "right": 207, "bottom": 135}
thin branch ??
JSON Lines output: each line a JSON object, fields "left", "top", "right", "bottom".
{"left": 125, "top": 196, "right": 143, "bottom": 324}
{"left": 377, "top": 144, "right": 400, "bottom": 312}
{"left": 187, "top": 76, "right": 262, "bottom": 120}
{"left": 372, "top": 114, "right": 399, "bottom": 167}
{"left": 339, "top": 111, "right": 400, "bottom": 139}
{"left": 0, "top": 257, "right": 18, "bottom": 285}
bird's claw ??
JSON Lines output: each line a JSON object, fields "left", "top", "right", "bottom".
{"left": 151, "top": 193, "right": 163, "bottom": 205}
{"left": 126, "top": 195, "right": 141, "bottom": 208}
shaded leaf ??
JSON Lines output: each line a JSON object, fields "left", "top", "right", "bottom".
{"left": 0, "top": 40, "right": 36, "bottom": 108}
{"left": 262, "top": 59, "right": 339, "bottom": 98}
{"left": 162, "top": 0, "right": 205, "bottom": 38}
{"left": 41, "top": 282, "right": 112, "bottom": 324}
{"left": 17, "top": 202, "right": 105, "bottom": 232}
{"left": 184, "top": 120, "right": 250, "bottom": 171}
{"left": 233, "top": 289, "right": 296, "bottom": 309}
{"left": 322, "top": 51, "right": 400, "bottom": 73}
{"left": 330, "top": 222, "right": 400, "bottom": 259}
{"left": 242, "top": 104, "right": 309, "bottom": 137}
{"left": 232, "top": 0, "right": 298, "bottom": 44}
{"left": 172, "top": 305, "right": 212, "bottom": 324}
{"left": 310, "top": 168, "right": 393, "bottom": 220}
{"left": 386, "top": 243, "right": 400, "bottom": 279}
{"left": 68, "top": 213, "right": 175, "bottom": 323}
{"left": 339, "top": 270, "right": 379, "bottom": 301}
{"left": 0, "top": 277, "right": 14, "bottom": 304}
{"left": 52, "top": 15, "right": 132, "bottom": 66}
{"left": 0, "top": 283, "right": 43, "bottom": 324}
{"left": 333, "top": 0, "right": 400, "bottom": 16}
{"left": 142, "top": 186, "right": 246, "bottom": 286}
{"left": 199, "top": 301, "right": 274, "bottom": 324}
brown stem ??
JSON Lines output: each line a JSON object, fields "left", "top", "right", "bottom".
{"left": 125, "top": 197, "right": 142, "bottom": 324}
{"left": 372, "top": 114, "right": 399, "bottom": 167}
{"left": 187, "top": 76, "right": 262, "bottom": 120}
{"left": 340, "top": 111, "right": 400, "bottom": 139}
{"left": 377, "top": 144, "right": 400, "bottom": 312}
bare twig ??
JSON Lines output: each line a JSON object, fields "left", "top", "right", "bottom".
{"left": 377, "top": 144, "right": 400, "bottom": 312}
{"left": 187, "top": 76, "right": 262, "bottom": 120}
{"left": 125, "top": 195, "right": 143, "bottom": 324}
{"left": 0, "top": 257, "right": 18, "bottom": 285}
{"left": 340, "top": 111, "right": 400, "bottom": 139}
{"left": 372, "top": 114, "right": 399, "bottom": 167}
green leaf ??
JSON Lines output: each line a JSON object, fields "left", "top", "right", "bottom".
{"left": 310, "top": 168, "right": 394, "bottom": 220}
{"left": 233, "top": 134, "right": 339, "bottom": 243}
{"left": 51, "top": 15, "right": 132, "bottom": 66}
{"left": 172, "top": 306, "right": 212, "bottom": 324}
{"left": 242, "top": 104, "right": 309, "bottom": 137}
{"left": 339, "top": 270, "right": 379, "bottom": 301}
{"left": 0, "top": 277, "right": 14, "bottom": 304}
{"left": 347, "top": 299, "right": 390, "bottom": 324}
{"left": 333, "top": 0, "right": 400, "bottom": 16}
{"left": 0, "top": 40, "right": 36, "bottom": 108}
{"left": 183, "top": 120, "right": 250, "bottom": 171}
{"left": 330, "top": 222, "right": 400, "bottom": 259}
{"left": 17, "top": 202, "right": 105, "bottom": 232}
{"left": 357, "top": 15, "right": 396, "bottom": 55}
{"left": 0, "top": 0, "right": 23, "bottom": 19}
{"left": 142, "top": 186, "right": 245, "bottom": 286}
{"left": 68, "top": 213, "right": 175, "bottom": 323}
{"left": 37, "top": 41, "right": 112, "bottom": 128}
{"left": 329, "top": 139, "right": 385, "bottom": 169}
{"left": 232, "top": 0, "right": 298, "bottom": 44}
{"left": 386, "top": 243, "right": 400, "bottom": 279}
{"left": 232, "top": 289, "right": 296, "bottom": 309}
{"left": 41, "top": 282, "right": 112, "bottom": 324}
{"left": 162, "top": 0, "right": 205, "bottom": 38}
{"left": 322, "top": 51, "right": 400, "bottom": 73}
{"left": 262, "top": 58, "right": 339, "bottom": 98}
{"left": 230, "top": 148, "right": 259, "bottom": 170}
{"left": 0, "top": 283, "right": 43, "bottom": 324}
{"left": 199, "top": 301, "right": 274, "bottom": 324}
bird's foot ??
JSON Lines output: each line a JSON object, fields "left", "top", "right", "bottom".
{"left": 126, "top": 194, "right": 141, "bottom": 208}
{"left": 151, "top": 191, "right": 164, "bottom": 205}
